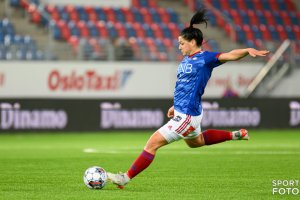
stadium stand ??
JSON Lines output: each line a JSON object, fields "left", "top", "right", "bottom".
{"left": 0, "top": 18, "right": 45, "bottom": 60}
{"left": 184, "top": 0, "right": 300, "bottom": 62}
{"left": 6, "top": 0, "right": 220, "bottom": 61}
{"left": 7, "top": 0, "right": 298, "bottom": 62}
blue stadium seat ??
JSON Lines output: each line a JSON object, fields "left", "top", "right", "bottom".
{"left": 124, "top": 23, "right": 136, "bottom": 38}
{"left": 68, "top": 21, "right": 81, "bottom": 37}
{"left": 286, "top": 26, "right": 296, "bottom": 40}
{"left": 95, "top": 7, "right": 107, "bottom": 21}
{"left": 114, "top": 8, "right": 126, "bottom": 23}
{"left": 76, "top": 6, "right": 89, "bottom": 21}
{"left": 268, "top": 25, "right": 280, "bottom": 40}
{"left": 149, "top": 8, "right": 161, "bottom": 23}
{"left": 87, "top": 22, "right": 99, "bottom": 37}
{"left": 166, "top": 8, "right": 179, "bottom": 23}
{"left": 142, "top": 24, "right": 154, "bottom": 38}
{"left": 106, "top": 22, "right": 118, "bottom": 38}
{"left": 131, "top": 8, "right": 144, "bottom": 23}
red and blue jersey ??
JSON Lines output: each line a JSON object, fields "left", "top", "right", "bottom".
{"left": 174, "top": 51, "right": 223, "bottom": 116}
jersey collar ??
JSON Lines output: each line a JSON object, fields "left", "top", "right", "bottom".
{"left": 188, "top": 50, "right": 202, "bottom": 58}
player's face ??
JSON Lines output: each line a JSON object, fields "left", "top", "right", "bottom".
{"left": 178, "top": 36, "right": 193, "bottom": 56}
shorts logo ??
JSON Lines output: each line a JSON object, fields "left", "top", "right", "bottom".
{"left": 172, "top": 116, "right": 182, "bottom": 122}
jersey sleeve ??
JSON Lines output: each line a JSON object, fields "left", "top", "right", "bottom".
{"left": 205, "top": 51, "right": 223, "bottom": 68}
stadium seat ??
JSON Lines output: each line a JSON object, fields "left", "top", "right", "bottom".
{"left": 268, "top": 25, "right": 280, "bottom": 40}
{"left": 252, "top": 25, "right": 263, "bottom": 40}
{"left": 68, "top": 21, "right": 81, "bottom": 37}
{"left": 276, "top": 25, "right": 288, "bottom": 40}
{"left": 95, "top": 7, "right": 107, "bottom": 21}
{"left": 114, "top": 8, "right": 126, "bottom": 23}
{"left": 132, "top": 22, "right": 145, "bottom": 38}
{"left": 140, "top": 8, "right": 152, "bottom": 24}
{"left": 114, "top": 22, "right": 127, "bottom": 38}
{"left": 103, "top": 7, "right": 117, "bottom": 23}
{"left": 259, "top": 24, "right": 272, "bottom": 41}
{"left": 95, "top": 21, "right": 108, "bottom": 38}
{"left": 124, "top": 23, "right": 137, "bottom": 38}
{"left": 121, "top": 8, "right": 135, "bottom": 23}
{"left": 285, "top": 26, "right": 296, "bottom": 40}
{"left": 87, "top": 21, "right": 99, "bottom": 37}
{"left": 85, "top": 7, "right": 98, "bottom": 22}
{"left": 131, "top": 8, "right": 144, "bottom": 23}
{"left": 142, "top": 24, "right": 154, "bottom": 38}
{"left": 157, "top": 8, "right": 170, "bottom": 24}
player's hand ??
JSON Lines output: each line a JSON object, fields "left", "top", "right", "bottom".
{"left": 248, "top": 48, "right": 269, "bottom": 57}
{"left": 167, "top": 106, "right": 174, "bottom": 118}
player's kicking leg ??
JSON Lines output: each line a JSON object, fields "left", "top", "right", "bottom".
{"left": 107, "top": 131, "right": 168, "bottom": 188}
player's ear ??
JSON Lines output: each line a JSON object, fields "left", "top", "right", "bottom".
{"left": 191, "top": 39, "right": 197, "bottom": 47}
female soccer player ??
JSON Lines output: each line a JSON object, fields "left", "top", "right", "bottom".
{"left": 107, "top": 9, "right": 269, "bottom": 187}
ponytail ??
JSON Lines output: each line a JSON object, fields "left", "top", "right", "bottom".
{"left": 189, "top": 8, "right": 208, "bottom": 28}
{"left": 180, "top": 9, "right": 208, "bottom": 47}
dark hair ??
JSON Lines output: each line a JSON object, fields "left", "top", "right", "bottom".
{"left": 180, "top": 9, "right": 208, "bottom": 47}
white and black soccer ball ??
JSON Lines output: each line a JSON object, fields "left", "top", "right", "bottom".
{"left": 83, "top": 166, "right": 107, "bottom": 189}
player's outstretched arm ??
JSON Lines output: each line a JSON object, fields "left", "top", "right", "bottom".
{"left": 218, "top": 48, "right": 269, "bottom": 62}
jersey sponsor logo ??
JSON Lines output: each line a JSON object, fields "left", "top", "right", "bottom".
{"left": 178, "top": 63, "right": 193, "bottom": 76}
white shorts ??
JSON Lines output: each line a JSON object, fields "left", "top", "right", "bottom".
{"left": 159, "top": 110, "right": 203, "bottom": 143}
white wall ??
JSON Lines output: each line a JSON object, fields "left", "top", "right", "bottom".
{"left": 0, "top": 61, "right": 264, "bottom": 98}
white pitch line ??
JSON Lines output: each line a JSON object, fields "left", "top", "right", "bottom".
{"left": 82, "top": 148, "right": 300, "bottom": 155}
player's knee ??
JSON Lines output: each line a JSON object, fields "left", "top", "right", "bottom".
{"left": 144, "top": 145, "right": 160, "bottom": 154}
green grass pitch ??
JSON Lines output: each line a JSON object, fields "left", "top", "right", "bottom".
{"left": 0, "top": 130, "right": 299, "bottom": 200}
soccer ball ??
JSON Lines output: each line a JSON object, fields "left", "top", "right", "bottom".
{"left": 83, "top": 166, "right": 107, "bottom": 189}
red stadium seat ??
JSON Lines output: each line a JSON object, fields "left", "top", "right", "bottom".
{"left": 95, "top": 21, "right": 109, "bottom": 38}
{"left": 247, "top": 10, "right": 259, "bottom": 25}
{"left": 157, "top": 8, "right": 170, "bottom": 24}
{"left": 252, "top": 0, "right": 263, "bottom": 11}
{"left": 242, "top": 24, "right": 254, "bottom": 41}
{"left": 218, "top": 0, "right": 230, "bottom": 11}
{"left": 27, "top": 5, "right": 41, "bottom": 24}
{"left": 167, "top": 23, "right": 180, "bottom": 39}
{"left": 140, "top": 8, "right": 152, "bottom": 24}
{"left": 292, "top": 25, "right": 300, "bottom": 40}
{"left": 286, "top": 0, "right": 297, "bottom": 11}
{"left": 85, "top": 6, "right": 98, "bottom": 22}
{"left": 132, "top": 22, "right": 146, "bottom": 38}
{"left": 263, "top": 10, "right": 276, "bottom": 26}
{"left": 121, "top": 8, "right": 135, "bottom": 23}
{"left": 68, "top": 36, "right": 79, "bottom": 54}
{"left": 131, "top": 0, "right": 140, "bottom": 8}
{"left": 236, "top": 0, "right": 247, "bottom": 11}
{"left": 279, "top": 11, "right": 292, "bottom": 26}
{"left": 114, "top": 22, "right": 127, "bottom": 38}
{"left": 65, "top": 5, "right": 79, "bottom": 22}
{"left": 77, "top": 21, "right": 89, "bottom": 38}
{"left": 259, "top": 24, "right": 272, "bottom": 41}
{"left": 103, "top": 7, "right": 117, "bottom": 23}
{"left": 268, "top": 0, "right": 279, "bottom": 11}
{"left": 229, "top": 9, "right": 242, "bottom": 25}
{"left": 276, "top": 25, "right": 288, "bottom": 40}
